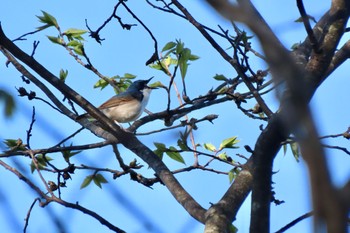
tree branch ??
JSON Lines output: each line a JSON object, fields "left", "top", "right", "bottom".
{"left": 0, "top": 24, "right": 207, "bottom": 224}
{"left": 206, "top": 1, "right": 350, "bottom": 233}
{"left": 296, "top": 0, "right": 320, "bottom": 53}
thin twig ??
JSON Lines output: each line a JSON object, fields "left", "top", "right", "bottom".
{"left": 24, "top": 198, "right": 40, "bottom": 233}
{"left": 322, "top": 144, "right": 350, "bottom": 156}
{"left": 26, "top": 107, "right": 36, "bottom": 149}
{"left": 275, "top": 211, "right": 313, "bottom": 233}
{"left": 296, "top": 0, "right": 320, "bottom": 53}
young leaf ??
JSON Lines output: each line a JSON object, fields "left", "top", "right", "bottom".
{"left": 59, "top": 69, "right": 68, "bottom": 81}
{"left": 218, "top": 152, "right": 228, "bottom": 161}
{"left": 188, "top": 54, "right": 200, "bottom": 61}
{"left": 36, "top": 11, "right": 59, "bottom": 29}
{"left": 154, "top": 142, "right": 167, "bottom": 160}
{"left": 47, "top": 36, "right": 64, "bottom": 45}
{"left": 283, "top": 143, "right": 287, "bottom": 156}
{"left": 228, "top": 168, "right": 240, "bottom": 183}
{"left": 93, "top": 79, "right": 109, "bottom": 90}
{"left": 203, "top": 143, "right": 216, "bottom": 152}
{"left": 30, "top": 154, "right": 53, "bottom": 173}
{"left": 177, "top": 139, "right": 188, "bottom": 151}
{"left": 3, "top": 138, "right": 26, "bottom": 152}
{"left": 63, "top": 28, "right": 87, "bottom": 41}
{"left": 154, "top": 142, "right": 167, "bottom": 151}
{"left": 149, "top": 81, "right": 166, "bottom": 89}
{"left": 228, "top": 170, "right": 236, "bottom": 183}
{"left": 162, "top": 41, "right": 176, "bottom": 52}
{"left": 166, "top": 146, "right": 185, "bottom": 164}
{"left": 73, "top": 44, "right": 84, "bottom": 56}
{"left": 123, "top": 73, "right": 136, "bottom": 79}
{"left": 179, "top": 61, "right": 188, "bottom": 79}
{"left": 229, "top": 224, "right": 238, "bottom": 233}
{"left": 80, "top": 175, "right": 93, "bottom": 189}
{"left": 219, "top": 136, "right": 239, "bottom": 150}
{"left": 290, "top": 142, "right": 300, "bottom": 162}
{"left": 176, "top": 40, "right": 184, "bottom": 54}
{"left": 163, "top": 56, "right": 178, "bottom": 67}
{"left": 67, "top": 40, "right": 81, "bottom": 47}
{"left": 61, "top": 148, "right": 81, "bottom": 163}
{"left": 213, "top": 74, "right": 228, "bottom": 81}
{"left": 93, "top": 174, "right": 108, "bottom": 189}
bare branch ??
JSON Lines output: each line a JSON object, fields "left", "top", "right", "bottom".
{"left": 24, "top": 198, "right": 40, "bottom": 233}
{"left": 296, "top": 0, "right": 320, "bottom": 52}
{"left": 275, "top": 211, "right": 313, "bottom": 233}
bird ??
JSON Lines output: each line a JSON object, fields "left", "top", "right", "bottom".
{"left": 78, "top": 77, "right": 156, "bottom": 124}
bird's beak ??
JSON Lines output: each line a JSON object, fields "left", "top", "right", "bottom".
{"left": 146, "top": 76, "right": 158, "bottom": 89}
{"left": 146, "top": 76, "right": 154, "bottom": 83}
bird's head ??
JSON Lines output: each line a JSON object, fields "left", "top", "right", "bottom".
{"left": 129, "top": 77, "right": 156, "bottom": 92}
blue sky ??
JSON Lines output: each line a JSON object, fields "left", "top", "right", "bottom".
{"left": 0, "top": 1, "right": 349, "bottom": 233}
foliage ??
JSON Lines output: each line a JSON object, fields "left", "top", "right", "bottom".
{"left": 0, "top": 2, "right": 349, "bottom": 233}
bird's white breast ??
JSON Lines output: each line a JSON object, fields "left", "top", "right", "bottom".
{"left": 101, "top": 88, "right": 152, "bottom": 123}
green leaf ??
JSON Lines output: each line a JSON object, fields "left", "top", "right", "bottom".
{"left": 93, "top": 173, "right": 108, "bottom": 189}
{"left": 219, "top": 136, "right": 239, "bottom": 150}
{"left": 162, "top": 41, "right": 176, "bottom": 52}
{"left": 123, "top": 73, "right": 136, "bottom": 79}
{"left": 47, "top": 36, "right": 64, "bottom": 45}
{"left": 283, "top": 143, "right": 287, "bottom": 156}
{"left": 66, "top": 40, "right": 81, "bottom": 47}
{"left": 63, "top": 28, "right": 87, "bottom": 41}
{"left": 93, "top": 78, "right": 109, "bottom": 90}
{"left": 229, "top": 224, "right": 238, "bottom": 233}
{"left": 165, "top": 56, "right": 178, "bottom": 66}
{"left": 228, "top": 170, "right": 236, "bottom": 183}
{"left": 36, "top": 11, "right": 59, "bottom": 29}
{"left": 59, "top": 69, "right": 68, "bottom": 81}
{"left": 153, "top": 142, "right": 167, "bottom": 160}
{"left": 176, "top": 40, "right": 184, "bottom": 54}
{"left": 73, "top": 44, "right": 84, "bottom": 56}
{"left": 80, "top": 175, "right": 93, "bottom": 189}
{"left": 3, "top": 139, "right": 19, "bottom": 148}
{"left": 30, "top": 154, "right": 53, "bottom": 173}
{"left": 188, "top": 54, "right": 200, "bottom": 61}
{"left": 203, "top": 143, "right": 216, "bottom": 152}
{"left": 213, "top": 74, "right": 228, "bottom": 81}
{"left": 166, "top": 146, "right": 185, "bottom": 164}
{"left": 3, "top": 138, "right": 26, "bottom": 152}
{"left": 154, "top": 142, "right": 166, "bottom": 151}
{"left": 290, "top": 142, "right": 300, "bottom": 162}
{"left": 0, "top": 90, "right": 15, "bottom": 117}
{"left": 218, "top": 152, "right": 228, "bottom": 160}
{"left": 149, "top": 81, "right": 166, "bottom": 89}
{"left": 181, "top": 48, "right": 191, "bottom": 61}
{"left": 179, "top": 61, "right": 188, "bottom": 79}
{"left": 177, "top": 139, "right": 188, "bottom": 151}
{"left": 153, "top": 148, "right": 164, "bottom": 160}
{"left": 61, "top": 147, "right": 81, "bottom": 163}
{"left": 228, "top": 168, "right": 240, "bottom": 183}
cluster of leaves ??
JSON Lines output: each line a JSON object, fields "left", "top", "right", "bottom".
{"left": 203, "top": 136, "right": 241, "bottom": 182}
{"left": 3, "top": 139, "right": 27, "bottom": 152}
{"left": 37, "top": 11, "right": 87, "bottom": 56}
{"left": 80, "top": 173, "right": 108, "bottom": 189}
{"left": 149, "top": 40, "right": 199, "bottom": 79}
{"left": 94, "top": 73, "right": 136, "bottom": 93}
{"left": 154, "top": 135, "right": 241, "bottom": 183}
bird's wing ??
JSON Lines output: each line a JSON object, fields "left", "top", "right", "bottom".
{"left": 98, "top": 94, "right": 134, "bottom": 109}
